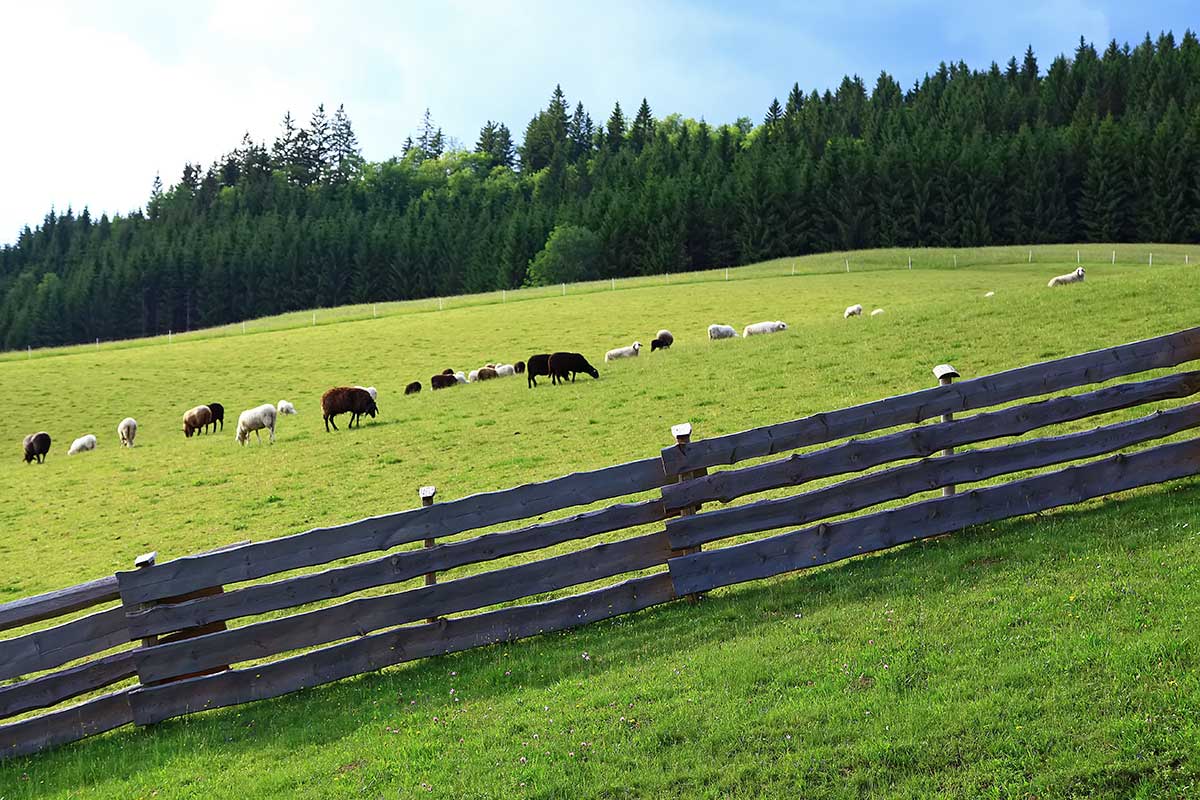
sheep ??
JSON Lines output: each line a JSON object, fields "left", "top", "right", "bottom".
{"left": 236, "top": 404, "right": 277, "bottom": 446}
{"left": 321, "top": 387, "right": 378, "bottom": 431}
{"left": 454, "top": 372, "right": 467, "bottom": 384}
{"left": 527, "top": 353, "right": 551, "bottom": 388}
{"left": 651, "top": 330, "right": 674, "bottom": 351}
{"left": 205, "top": 402, "right": 225, "bottom": 433}
{"left": 118, "top": 417, "right": 137, "bottom": 447}
{"left": 984, "top": 291, "right": 995, "bottom": 298}
{"left": 870, "top": 308, "right": 885, "bottom": 317}
{"left": 844, "top": 304, "right": 863, "bottom": 318}
{"left": 22, "top": 432, "right": 51, "bottom": 464}
{"left": 495, "top": 364, "right": 516, "bottom": 377}
{"left": 405, "top": 381, "right": 422, "bottom": 395}
{"left": 431, "top": 373, "right": 457, "bottom": 390}
{"left": 605, "top": 341, "right": 642, "bottom": 362}
{"left": 548, "top": 352, "right": 600, "bottom": 385}
{"left": 468, "top": 369, "right": 480, "bottom": 383}
{"left": 708, "top": 324, "right": 739, "bottom": 340}
{"left": 1047, "top": 267, "right": 1085, "bottom": 287}
{"left": 68, "top": 434, "right": 97, "bottom": 455}
{"left": 356, "top": 386, "right": 379, "bottom": 402}
{"left": 277, "top": 400, "right": 297, "bottom": 415}
{"left": 514, "top": 361, "right": 526, "bottom": 374}
{"left": 743, "top": 321, "right": 788, "bottom": 337}
{"left": 442, "top": 369, "right": 455, "bottom": 376}
{"left": 182, "top": 405, "right": 212, "bottom": 437}
{"left": 477, "top": 367, "right": 499, "bottom": 381}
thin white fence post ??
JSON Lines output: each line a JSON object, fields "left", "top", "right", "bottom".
{"left": 1028, "top": 249, "right": 1032, "bottom": 263}
{"left": 908, "top": 255, "right": 912, "bottom": 270}
{"left": 1077, "top": 250, "right": 1080, "bottom": 264}
{"left": 373, "top": 304, "right": 377, "bottom": 318}
{"left": 611, "top": 278, "right": 615, "bottom": 290}
{"left": 845, "top": 258, "right": 850, "bottom": 273}
{"left": 1149, "top": 252, "right": 1153, "bottom": 266}
{"left": 791, "top": 262, "right": 796, "bottom": 276}
{"left": 561, "top": 283, "right": 566, "bottom": 296}
{"left": 953, "top": 253, "right": 958, "bottom": 268}
{"left": 1112, "top": 250, "right": 1116, "bottom": 265}
{"left": 95, "top": 338, "right": 99, "bottom": 350}
{"left": 242, "top": 321, "right": 246, "bottom": 334}
{"left": 438, "top": 298, "right": 443, "bottom": 311}
{"left": 725, "top": 268, "right": 729, "bottom": 281}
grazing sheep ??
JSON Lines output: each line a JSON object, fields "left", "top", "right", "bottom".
{"left": 236, "top": 404, "right": 277, "bottom": 446}
{"left": 182, "top": 405, "right": 212, "bottom": 437}
{"left": 605, "top": 342, "right": 642, "bottom": 362}
{"left": 514, "top": 361, "right": 526, "bottom": 374}
{"left": 708, "top": 324, "right": 739, "bottom": 340}
{"left": 321, "top": 387, "right": 378, "bottom": 432}
{"left": 477, "top": 367, "right": 499, "bottom": 381}
{"left": 22, "top": 432, "right": 51, "bottom": 464}
{"left": 1047, "top": 267, "right": 1085, "bottom": 287}
{"left": 430, "top": 374, "right": 457, "bottom": 390}
{"left": 68, "top": 434, "right": 97, "bottom": 455}
{"left": 984, "top": 291, "right": 995, "bottom": 298}
{"left": 405, "top": 381, "right": 422, "bottom": 395}
{"left": 277, "top": 400, "right": 297, "bottom": 415}
{"left": 743, "top": 321, "right": 788, "bottom": 337}
{"left": 118, "top": 417, "right": 137, "bottom": 447}
{"left": 527, "top": 354, "right": 551, "bottom": 388}
{"left": 495, "top": 364, "right": 516, "bottom": 377}
{"left": 205, "top": 402, "right": 225, "bottom": 433}
{"left": 870, "top": 308, "right": 885, "bottom": 317}
{"left": 548, "top": 352, "right": 600, "bottom": 385}
{"left": 454, "top": 372, "right": 467, "bottom": 384}
{"left": 844, "top": 304, "right": 863, "bottom": 318}
{"left": 356, "top": 386, "right": 379, "bottom": 402}
{"left": 468, "top": 369, "right": 481, "bottom": 383}
{"left": 651, "top": 329, "right": 674, "bottom": 351}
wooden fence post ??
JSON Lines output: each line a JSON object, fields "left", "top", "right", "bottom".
{"left": 668, "top": 423, "right": 706, "bottom": 603}
{"left": 133, "top": 552, "right": 158, "bottom": 649}
{"left": 420, "top": 486, "right": 439, "bottom": 623}
{"left": 933, "top": 364, "right": 961, "bottom": 496}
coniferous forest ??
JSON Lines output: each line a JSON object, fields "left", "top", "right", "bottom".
{"left": 2, "top": 33, "right": 1199, "bottom": 350}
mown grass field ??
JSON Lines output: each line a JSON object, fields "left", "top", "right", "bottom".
{"left": 1, "top": 244, "right": 1198, "bottom": 798}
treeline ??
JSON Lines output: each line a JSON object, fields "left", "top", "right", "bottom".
{"left": 2, "top": 33, "right": 1200, "bottom": 349}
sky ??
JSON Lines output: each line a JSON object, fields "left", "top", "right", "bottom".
{"left": 1, "top": 0, "right": 1194, "bottom": 244}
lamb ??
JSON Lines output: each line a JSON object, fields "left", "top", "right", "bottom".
{"left": 205, "top": 402, "right": 225, "bottom": 433}
{"left": 405, "top": 381, "right": 422, "bottom": 395}
{"left": 321, "top": 387, "right": 378, "bottom": 431}
{"left": 182, "top": 405, "right": 212, "bottom": 437}
{"left": 22, "top": 432, "right": 51, "bottom": 464}
{"left": 514, "top": 361, "right": 526, "bottom": 374}
{"left": 527, "top": 354, "right": 551, "bottom": 388}
{"left": 495, "top": 364, "right": 516, "bottom": 377}
{"left": 1047, "top": 267, "right": 1085, "bottom": 287}
{"left": 236, "top": 404, "right": 277, "bottom": 445}
{"left": 277, "top": 400, "right": 297, "bottom": 415}
{"left": 356, "top": 386, "right": 379, "bottom": 402}
{"left": 870, "top": 308, "right": 885, "bottom": 317}
{"left": 844, "top": 304, "right": 863, "bottom": 318}
{"left": 605, "top": 342, "right": 642, "bottom": 361}
{"left": 68, "top": 434, "right": 97, "bottom": 455}
{"left": 743, "top": 321, "right": 788, "bottom": 337}
{"left": 650, "top": 330, "right": 674, "bottom": 351}
{"left": 477, "top": 367, "right": 499, "bottom": 381}
{"left": 548, "top": 352, "right": 600, "bottom": 385}
{"left": 708, "top": 324, "right": 739, "bottom": 340}
{"left": 430, "top": 373, "right": 457, "bottom": 390}
{"left": 118, "top": 417, "right": 137, "bottom": 447}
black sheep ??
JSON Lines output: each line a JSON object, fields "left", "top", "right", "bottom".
{"left": 22, "top": 432, "right": 51, "bottom": 464}
{"left": 206, "top": 402, "right": 225, "bottom": 433}
{"left": 431, "top": 373, "right": 458, "bottom": 390}
{"left": 514, "top": 360, "right": 526, "bottom": 374}
{"left": 526, "top": 353, "right": 551, "bottom": 388}
{"left": 548, "top": 352, "right": 599, "bottom": 385}
{"left": 405, "top": 381, "right": 422, "bottom": 395}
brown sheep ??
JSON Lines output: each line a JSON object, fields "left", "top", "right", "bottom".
{"left": 405, "top": 381, "right": 422, "bottom": 395}
{"left": 321, "top": 387, "right": 378, "bottom": 432}
{"left": 548, "top": 352, "right": 600, "bottom": 385}
{"left": 431, "top": 373, "right": 457, "bottom": 390}
{"left": 477, "top": 367, "right": 499, "bottom": 381}
{"left": 22, "top": 432, "right": 51, "bottom": 464}
{"left": 514, "top": 360, "right": 526, "bottom": 374}
{"left": 526, "top": 353, "right": 551, "bottom": 388}
{"left": 182, "top": 405, "right": 212, "bottom": 437}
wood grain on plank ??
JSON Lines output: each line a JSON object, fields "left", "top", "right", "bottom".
{"left": 0, "top": 650, "right": 136, "bottom": 720}
{"left": 0, "top": 690, "right": 132, "bottom": 761}
{"left": 0, "top": 576, "right": 119, "bottom": 635}
{"left": 0, "top": 606, "right": 128, "bottom": 683}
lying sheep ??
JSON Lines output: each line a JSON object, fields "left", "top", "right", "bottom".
{"left": 477, "top": 367, "right": 499, "bottom": 381}
{"left": 984, "top": 291, "right": 995, "bottom": 298}
{"left": 205, "top": 402, "right": 225, "bottom": 433}
{"left": 743, "top": 321, "right": 788, "bottom": 337}
{"left": 236, "top": 404, "right": 277, "bottom": 445}
{"left": 844, "top": 304, "right": 863, "bottom": 318}
{"left": 68, "top": 434, "right": 97, "bottom": 455}
{"left": 454, "top": 372, "right": 467, "bottom": 384}
{"left": 468, "top": 369, "right": 481, "bottom": 383}
{"left": 870, "top": 308, "right": 885, "bottom": 317}
{"left": 405, "top": 381, "right": 422, "bottom": 395}
{"left": 548, "top": 352, "right": 600, "bottom": 385}
{"left": 605, "top": 341, "right": 642, "bottom": 361}
{"left": 514, "top": 361, "right": 526, "bottom": 374}
{"left": 278, "top": 400, "right": 297, "bottom": 415}
{"left": 651, "top": 330, "right": 674, "bottom": 351}
{"left": 708, "top": 324, "right": 738, "bottom": 340}
{"left": 118, "top": 417, "right": 137, "bottom": 447}
{"left": 431, "top": 374, "right": 457, "bottom": 390}
{"left": 321, "top": 387, "right": 378, "bottom": 431}
{"left": 22, "top": 432, "right": 51, "bottom": 464}
{"left": 527, "top": 354, "right": 551, "bottom": 388}
{"left": 1047, "top": 267, "right": 1085, "bottom": 287}
{"left": 495, "top": 364, "right": 516, "bottom": 377}
{"left": 182, "top": 405, "right": 212, "bottom": 437}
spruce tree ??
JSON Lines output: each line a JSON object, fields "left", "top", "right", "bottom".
{"left": 629, "top": 98, "right": 655, "bottom": 152}
{"left": 605, "top": 102, "right": 626, "bottom": 152}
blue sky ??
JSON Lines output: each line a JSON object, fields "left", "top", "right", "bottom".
{"left": 0, "top": 1, "right": 1194, "bottom": 244}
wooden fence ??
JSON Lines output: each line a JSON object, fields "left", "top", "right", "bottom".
{"left": 3, "top": 326, "right": 1200, "bottom": 759}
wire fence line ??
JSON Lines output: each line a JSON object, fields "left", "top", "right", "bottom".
{"left": 3, "top": 244, "right": 1195, "bottom": 363}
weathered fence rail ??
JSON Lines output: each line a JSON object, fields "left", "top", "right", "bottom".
{"left": 2, "top": 326, "right": 1199, "bottom": 759}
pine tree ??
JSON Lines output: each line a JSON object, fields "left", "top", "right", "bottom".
{"left": 329, "top": 104, "right": 363, "bottom": 182}
{"left": 307, "top": 103, "right": 332, "bottom": 181}
{"left": 1078, "top": 116, "right": 1130, "bottom": 241}
{"left": 605, "top": 102, "right": 626, "bottom": 152}
{"left": 629, "top": 98, "right": 655, "bottom": 152}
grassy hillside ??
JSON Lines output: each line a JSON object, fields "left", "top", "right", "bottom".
{"left": 1, "top": 244, "right": 1198, "bottom": 798}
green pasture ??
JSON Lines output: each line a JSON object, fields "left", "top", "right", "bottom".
{"left": 0, "top": 244, "right": 1198, "bottom": 798}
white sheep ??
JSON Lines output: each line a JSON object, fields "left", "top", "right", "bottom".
{"left": 870, "top": 308, "right": 885, "bottom": 317}
{"left": 454, "top": 372, "right": 467, "bottom": 384}
{"left": 68, "top": 434, "right": 97, "bottom": 455}
{"left": 468, "top": 369, "right": 480, "bottom": 383}
{"left": 117, "top": 418, "right": 137, "bottom": 447}
{"left": 605, "top": 341, "right": 642, "bottom": 361}
{"left": 742, "top": 321, "right": 788, "bottom": 337}
{"left": 708, "top": 324, "right": 739, "bottom": 340}
{"left": 495, "top": 364, "right": 516, "bottom": 377}
{"left": 355, "top": 386, "right": 378, "bottom": 401}
{"left": 844, "top": 304, "right": 863, "bottom": 318}
{"left": 277, "top": 400, "right": 297, "bottom": 415}
{"left": 1047, "top": 267, "right": 1085, "bottom": 287}
{"left": 235, "top": 404, "right": 277, "bottom": 446}
{"left": 984, "top": 291, "right": 995, "bottom": 298}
